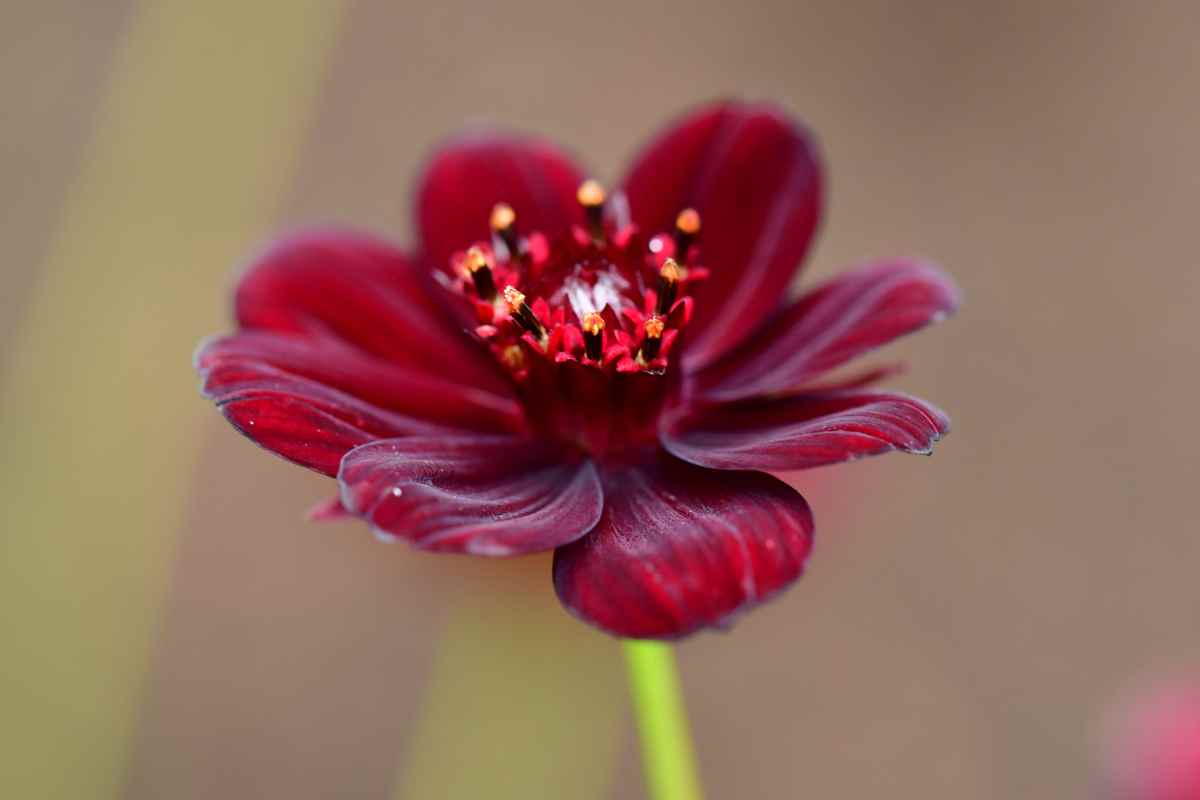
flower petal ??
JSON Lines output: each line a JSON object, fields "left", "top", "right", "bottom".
{"left": 198, "top": 331, "right": 522, "bottom": 434}
{"left": 200, "top": 359, "right": 441, "bottom": 475}
{"left": 1102, "top": 680, "right": 1200, "bottom": 800}
{"left": 307, "top": 496, "right": 351, "bottom": 522}
{"left": 620, "top": 101, "right": 823, "bottom": 368}
{"left": 553, "top": 457, "right": 814, "bottom": 639}
{"left": 416, "top": 132, "right": 587, "bottom": 269}
{"left": 338, "top": 435, "right": 603, "bottom": 556}
{"left": 695, "top": 260, "right": 960, "bottom": 401}
{"left": 662, "top": 391, "right": 950, "bottom": 471}
{"left": 234, "top": 228, "right": 510, "bottom": 395}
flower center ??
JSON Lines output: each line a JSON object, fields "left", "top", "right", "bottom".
{"left": 442, "top": 180, "right": 709, "bottom": 461}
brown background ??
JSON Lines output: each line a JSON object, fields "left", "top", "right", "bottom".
{"left": 3, "top": 1, "right": 1199, "bottom": 798}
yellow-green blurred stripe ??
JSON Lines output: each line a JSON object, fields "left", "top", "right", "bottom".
{"left": 0, "top": 2, "right": 343, "bottom": 797}
{"left": 395, "top": 586, "right": 626, "bottom": 800}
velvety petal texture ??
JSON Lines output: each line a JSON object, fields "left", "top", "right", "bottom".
{"left": 197, "top": 359, "right": 439, "bottom": 475}
{"left": 662, "top": 391, "right": 950, "bottom": 472}
{"left": 200, "top": 331, "right": 521, "bottom": 434}
{"left": 338, "top": 435, "right": 603, "bottom": 556}
{"left": 553, "top": 457, "right": 814, "bottom": 639}
{"left": 198, "top": 230, "right": 525, "bottom": 473}
{"left": 416, "top": 133, "right": 587, "bottom": 269}
{"left": 234, "top": 229, "right": 510, "bottom": 395}
{"left": 195, "top": 104, "right": 959, "bottom": 640}
{"left": 621, "top": 101, "right": 824, "bottom": 368}
{"left": 696, "top": 260, "right": 960, "bottom": 401}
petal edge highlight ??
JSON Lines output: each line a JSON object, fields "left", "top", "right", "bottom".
{"left": 200, "top": 358, "right": 439, "bottom": 475}
{"left": 663, "top": 391, "right": 950, "bottom": 472}
{"left": 696, "top": 259, "right": 960, "bottom": 400}
{"left": 338, "top": 435, "right": 603, "bottom": 556}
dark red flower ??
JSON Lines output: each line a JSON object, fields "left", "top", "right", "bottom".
{"left": 195, "top": 101, "right": 959, "bottom": 639}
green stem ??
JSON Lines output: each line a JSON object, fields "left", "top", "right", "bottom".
{"left": 622, "top": 640, "right": 704, "bottom": 800}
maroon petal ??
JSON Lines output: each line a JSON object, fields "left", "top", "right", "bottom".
{"left": 662, "top": 391, "right": 950, "bottom": 472}
{"left": 620, "top": 101, "right": 823, "bottom": 368}
{"left": 199, "top": 359, "right": 442, "bottom": 475}
{"left": 416, "top": 132, "right": 587, "bottom": 269}
{"left": 553, "top": 457, "right": 814, "bottom": 639}
{"left": 307, "top": 496, "right": 351, "bottom": 522}
{"left": 338, "top": 435, "right": 603, "bottom": 556}
{"left": 234, "top": 228, "right": 511, "bottom": 395}
{"left": 198, "top": 331, "right": 522, "bottom": 434}
{"left": 696, "top": 260, "right": 960, "bottom": 401}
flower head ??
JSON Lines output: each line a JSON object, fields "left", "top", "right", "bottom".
{"left": 1102, "top": 679, "right": 1200, "bottom": 800}
{"left": 194, "top": 101, "right": 959, "bottom": 638}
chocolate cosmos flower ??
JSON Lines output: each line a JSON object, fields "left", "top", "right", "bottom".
{"left": 195, "top": 101, "right": 959, "bottom": 639}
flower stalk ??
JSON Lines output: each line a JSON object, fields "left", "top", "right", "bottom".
{"left": 623, "top": 640, "right": 704, "bottom": 800}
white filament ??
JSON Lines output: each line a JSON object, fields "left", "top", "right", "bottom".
{"left": 555, "top": 266, "right": 630, "bottom": 322}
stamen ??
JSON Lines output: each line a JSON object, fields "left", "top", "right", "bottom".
{"left": 500, "top": 344, "right": 525, "bottom": 372}
{"left": 503, "top": 285, "right": 545, "bottom": 338}
{"left": 577, "top": 179, "right": 607, "bottom": 241}
{"left": 673, "top": 208, "right": 700, "bottom": 257}
{"left": 489, "top": 202, "right": 520, "bottom": 260}
{"left": 656, "top": 258, "right": 680, "bottom": 316}
{"left": 464, "top": 246, "right": 496, "bottom": 301}
{"left": 641, "top": 316, "right": 665, "bottom": 361}
{"left": 582, "top": 312, "right": 605, "bottom": 361}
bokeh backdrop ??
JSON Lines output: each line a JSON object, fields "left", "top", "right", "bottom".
{"left": 3, "top": 1, "right": 1199, "bottom": 798}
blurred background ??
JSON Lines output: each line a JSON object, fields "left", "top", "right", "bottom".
{"left": 3, "top": 1, "right": 1198, "bottom": 797}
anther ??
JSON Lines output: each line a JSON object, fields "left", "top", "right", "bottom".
{"left": 582, "top": 312, "right": 605, "bottom": 361}
{"left": 503, "top": 285, "right": 545, "bottom": 338}
{"left": 500, "top": 344, "right": 525, "bottom": 372}
{"left": 489, "top": 202, "right": 520, "bottom": 260}
{"left": 577, "top": 179, "right": 607, "bottom": 241}
{"left": 656, "top": 258, "right": 680, "bottom": 316}
{"left": 673, "top": 208, "right": 700, "bottom": 257}
{"left": 464, "top": 246, "right": 496, "bottom": 301}
{"left": 641, "top": 316, "right": 665, "bottom": 361}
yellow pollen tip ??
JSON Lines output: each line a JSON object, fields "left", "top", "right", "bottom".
{"left": 660, "top": 258, "right": 680, "bottom": 283}
{"left": 501, "top": 344, "right": 525, "bottom": 371}
{"left": 490, "top": 202, "right": 516, "bottom": 232}
{"left": 644, "top": 316, "right": 665, "bottom": 339}
{"left": 464, "top": 246, "right": 488, "bottom": 273}
{"left": 582, "top": 312, "right": 605, "bottom": 336}
{"left": 503, "top": 285, "right": 525, "bottom": 311}
{"left": 675, "top": 208, "right": 701, "bottom": 235}
{"left": 576, "top": 179, "right": 606, "bottom": 208}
